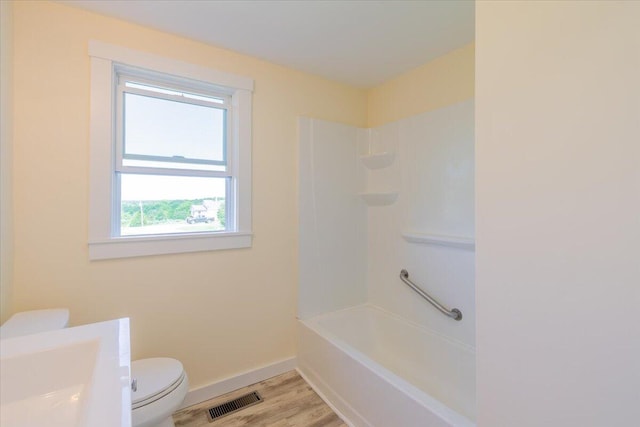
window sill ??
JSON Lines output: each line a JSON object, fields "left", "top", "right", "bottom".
{"left": 89, "top": 231, "right": 252, "bottom": 260}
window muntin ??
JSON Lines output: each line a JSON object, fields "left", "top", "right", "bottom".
{"left": 123, "top": 81, "right": 226, "bottom": 104}
{"left": 114, "top": 72, "right": 233, "bottom": 238}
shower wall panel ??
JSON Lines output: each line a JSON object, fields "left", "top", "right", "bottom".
{"left": 297, "top": 118, "right": 367, "bottom": 319}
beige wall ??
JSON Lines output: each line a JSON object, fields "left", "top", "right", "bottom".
{"left": 476, "top": 1, "right": 640, "bottom": 425}
{"left": 8, "top": 0, "right": 475, "bottom": 394}
{"left": 11, "top": 2, "right": 638, "bottom": 422}
{"left": 0, "top": 0, "right": 14, "bottom": 323}
{"left": 11, "top": 1, "right": 366, "bottom": 389}
{"left": 367, "top": 43, "right": 474, "bottom": 127}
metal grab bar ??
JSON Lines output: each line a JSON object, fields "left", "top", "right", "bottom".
{"left": 399, "top": 269, "right": 462, "bottom": 321}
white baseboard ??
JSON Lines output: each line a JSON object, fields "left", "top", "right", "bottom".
{"left": 296, "top": 366, "right": 362, "bottom": 427}
{"left": 179, "top": 357, "right": 297, "bottom": 410}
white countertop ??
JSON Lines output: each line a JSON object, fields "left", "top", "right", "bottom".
{"left": 0, "top": 318, "right": 131, "bottom": 427}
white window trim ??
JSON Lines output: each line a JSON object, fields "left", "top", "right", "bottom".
{"left": 88, "top": 40, "right": 253, "bottom": 260}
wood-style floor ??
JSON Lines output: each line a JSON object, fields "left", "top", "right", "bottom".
{"left": 173, "top": 370, "right": 347, "bottom": 427}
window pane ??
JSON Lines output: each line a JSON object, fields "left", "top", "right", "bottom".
{"left": 119, "top": 174, "right": 228, "bottom": 236}
{"left": 123, "top": 93, "right": 226, "bottom": 164}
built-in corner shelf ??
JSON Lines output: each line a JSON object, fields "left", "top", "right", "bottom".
{"left": 359, "top": 191, "right": 399, "bottom": 206}
{"left": 360, "top": 152, "right": 395, "bottom": 169}
{"left": 401, "top": 231, "right": 475, "bottom": 250}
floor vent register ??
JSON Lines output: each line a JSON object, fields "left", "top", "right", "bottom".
{"left": 206, "top": 391, "right": 263, "bottom": 422}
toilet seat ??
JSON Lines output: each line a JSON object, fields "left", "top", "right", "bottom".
{"left": 133, "top": 370, "right": 186, "bottom": 409}
{"left": 132, "top": 358, "right": 185, "bottom": 409}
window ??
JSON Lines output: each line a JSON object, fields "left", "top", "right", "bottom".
{"left": 89, "top": 41, "right": 253, "bottom": 259}
{"left": 116, "top": 73, "right": 230, "bottom": 236}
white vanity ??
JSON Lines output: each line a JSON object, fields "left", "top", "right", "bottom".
{"left": 0, "top": 318, "right": 131, "bottom": 427}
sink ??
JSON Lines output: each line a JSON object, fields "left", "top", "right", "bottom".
{"left": 0, "top": 318, "right": 131, "bottom": 427}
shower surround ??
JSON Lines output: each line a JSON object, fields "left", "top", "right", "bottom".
{"left": 297, "top": 100, "right": 475, "bottom": 426}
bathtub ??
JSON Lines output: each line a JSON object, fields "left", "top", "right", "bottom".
{"left": 297, "top": 305, "right": 475, "bottom": 427}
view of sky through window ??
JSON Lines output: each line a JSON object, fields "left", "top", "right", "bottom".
{"left": 124, "top": 93, "right": 225, "bottom": 163}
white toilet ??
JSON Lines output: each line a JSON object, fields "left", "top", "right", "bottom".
{"left": 131, "top": 357, "right": 189, "bottom": 427}
{"left": 0, "top": 309, "right": 189, "bottom": 427}
{"left": 0, "top": 308, "right": 70, "bottom": 339}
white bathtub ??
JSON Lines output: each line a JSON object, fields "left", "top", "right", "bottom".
{"left": 297, "top": 305, "right": 475, "bottom": 427}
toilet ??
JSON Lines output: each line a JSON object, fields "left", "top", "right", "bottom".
{"left": 131, "top": 357, "right": 189, "bottom": 427}
{"left": 0, "top": 309, "right": 189, "bottom": 427}
{"left": 0, "top": 308, "right": 70, "bottom": 339}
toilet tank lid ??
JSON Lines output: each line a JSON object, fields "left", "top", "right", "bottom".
{"left": 0, "top": 309, "right": 70, "bottom": 339}
{"left": 131, "top": 358, "right": 185, "bottom": 405}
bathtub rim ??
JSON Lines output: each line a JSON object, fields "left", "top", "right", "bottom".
{"left": 305, "top": 303, "right": 476, "bottom": 354}
{"left": 300, "top": 303, "right": 475, "bottom": 426}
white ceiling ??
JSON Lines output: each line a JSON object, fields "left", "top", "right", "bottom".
{"left": 59, "top": 0, "right": 474, "bottom": 88}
